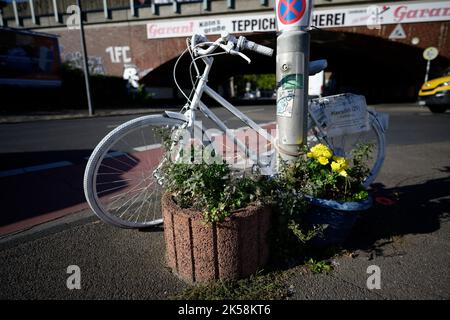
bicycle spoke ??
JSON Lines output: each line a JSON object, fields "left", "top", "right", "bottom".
{"left": 97, "top": 184, "right": 129, "bottom": 196}
{"left": 96, "top": 178, "right": 133, "bottom": 186}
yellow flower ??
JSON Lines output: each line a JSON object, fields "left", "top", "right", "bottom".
{"left": 331, "top": 156, "right": 349, "bottom": 172}
{"left": 339, "top": 170, "right": 348, "bottom": 177}
{"left": 309, "top": 144, "right": 333, "bottom": 160}
{"left": 330, "top": 155, "right": 350, "bottom": 177}
{"left": 333, "top": 155, "right": 347, "bottom": 163}
{"left": 317, "top": 156, "right": 329, "bottom": 165}
{"left": 331, "top": 161, "right": 341, "bottom": 172}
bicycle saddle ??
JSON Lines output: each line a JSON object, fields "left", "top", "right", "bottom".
{"left": 309, "top": 59, "right": 327, "bottom": 75}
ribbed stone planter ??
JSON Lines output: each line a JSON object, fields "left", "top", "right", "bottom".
{"left": 162, "top": 193, "right": 271, "bottom": 284}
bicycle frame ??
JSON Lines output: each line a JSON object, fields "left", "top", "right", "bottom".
{"left": 182, "top": 55, "right": 276, "bottom": 170}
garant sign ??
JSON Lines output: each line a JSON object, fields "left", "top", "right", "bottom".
{"left": 147, "top": 15, "right": 276, "bottom": 39}
{"left": 146, "top": 1, "right": 450, "bottom": 39}
{"left": 312, "top": 1, "right": 450, "bottom": 28}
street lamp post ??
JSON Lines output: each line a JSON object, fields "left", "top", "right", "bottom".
{"left": 275, "top": 0, "right": 313, "bottom": 162}
{"left": 76, "top": 0, "right": 94, "bottom": 116}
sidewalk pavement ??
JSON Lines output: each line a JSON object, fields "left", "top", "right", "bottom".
{"left": 0, "top": 103, "right": 420, "bottom": 124}
{"left": 0, "top": 107, "right": 179, "bottom": 124}
{"left": 1, "top": 106, "right": 449, "bottom": 300}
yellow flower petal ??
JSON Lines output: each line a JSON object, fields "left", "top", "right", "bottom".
{"left": 318, "top": 157, "right": 329, "bottom": 165}
{"left": 331, "top": 161, "right": 340, "bottom": 172}
{"left": 339, "top": 170, "right": 348, "bottom": 177}
{"left": 323, "top": 149, "right": 333, "bottom": 159}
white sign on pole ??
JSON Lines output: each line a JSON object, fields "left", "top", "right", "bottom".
{"left": 310, "top": 94, "right": 370, "bottom": 137}
{"left": 423, "top": 47, "right": 439, "bottom": 61}
{"left": 389, "top": 24, "right": 407, "bottom": 39}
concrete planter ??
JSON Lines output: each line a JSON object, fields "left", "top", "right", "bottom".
{"left": 162, "top": 193, "right": 271, "bottom": 283}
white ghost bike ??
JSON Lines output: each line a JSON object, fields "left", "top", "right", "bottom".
{"left": 83, "top": 32, "right": 386, "bottom": 229}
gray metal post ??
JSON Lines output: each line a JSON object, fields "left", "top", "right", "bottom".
{"left": 275, "top": 0, "right": 313, "bottom": 161}
{"left": 130, "top": 0, "right": 136, "bottom": 17}
{"left": 424, "top": 60, "right": 431, "bottom": 83}
{"left": 12, "top": 0, "right": 20, "bottom": 27}
{"left": 77, "top": 0, "right": 94, "bottom": 116}
{"left": 29, "top": 0, "right": 37, "bottom": 25}
{"left": 52, "top": 0, "right": 60, "bottom": 23}
{"left": 103, "top": 0, "right": 109, "bottom": 19}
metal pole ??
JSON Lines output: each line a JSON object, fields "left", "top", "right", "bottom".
{"left": 12, "top": 0, "right": 20, "bottom": 27}
{"left": 103, "top": 0, "right": 109, "bottom": 19}
{"left": 129, "top": 0, "right": 136, "bottom": 17}
{"left": 77, "top": 0, "right": 94, "bottom": 116}
{"left": 424, "top": 60, "right": 431, "bottom": 83}
{"left": 52, "top": 0, "right": 60, "bottom": 23}
{"left": 29, "top": 0, "right": 36, "bottom": 25}
{"left": 275, "top": 0, "right": 313, "bottom": 161}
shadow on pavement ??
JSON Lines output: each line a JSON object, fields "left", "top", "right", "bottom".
{"left": 0, "top": 149, "right": 138, "bottom": 229}
{"left": 346, "top": 166, "right": 450, "bottom": 255}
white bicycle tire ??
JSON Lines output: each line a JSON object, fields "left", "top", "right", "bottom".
{"left": 83, "top": 114, "right": 185, "bottom": 228}
{"left": 308, "top": 111, "right": 386, "bottom": 188}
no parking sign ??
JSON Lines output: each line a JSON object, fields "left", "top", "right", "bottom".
{"left": 275, "top": 0, "right": 312, "bottom": 31}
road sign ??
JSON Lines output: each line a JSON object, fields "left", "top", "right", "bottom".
{"left": 277, "top": 0, "right": 306, "bottom": 25}
{"left": 275, "top": 0, "right": 311, "bottom": 31}
{"left": 389, "top": 24, "right": 406, "bottom": 39}
{"left": 423, "top": 47, "right": 439, "bottom": 61}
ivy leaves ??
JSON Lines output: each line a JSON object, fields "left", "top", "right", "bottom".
{"left": 161, "top": 160, "right": 267, "bottom": 224}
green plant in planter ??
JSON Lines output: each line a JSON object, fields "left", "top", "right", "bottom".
{"left": 270, "top": 142, "right": 374, "bottom": 259}
{"left": 160, "top": 148, "right": 269, "bottom": 223}
{"left": 278, "top": 143, "right": 372, "bottom": 203}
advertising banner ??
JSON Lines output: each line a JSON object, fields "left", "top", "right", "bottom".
{"left": 147, "top": 1, "right": 450, "bottom": 39}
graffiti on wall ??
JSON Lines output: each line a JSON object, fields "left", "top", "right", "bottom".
{"left": 64, "top": 51, "right": 106, "bottom": 75}
{"left": 106, "top": 46, "right": 132, "bottom": 64}
{"left": 123, "top": 64, "right": 140, "bottom": 89}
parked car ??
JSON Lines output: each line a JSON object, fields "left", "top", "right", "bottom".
{"left": 418, "top": 68, "right": 450, "bottom": 113}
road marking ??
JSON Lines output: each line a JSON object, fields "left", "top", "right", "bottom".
{"left": 0, "top": 161, "right": 73, "bottom": 178}
{"left": 223, "top": 109, "right": 268, "bottom": 123}
{"left": 104, "top": 151, "right": 127, "bottom": 158}
{"left": 84, "top": 150, "right": 127, "bottom": 160}
{"left": 244, "top": 108, "right": 266, "bottom": 113}
{"left": 209, "top": 122, "right": 275, "bottom": 137}
{"left": 133, "top": 144, "right": 162, "bottom": 152}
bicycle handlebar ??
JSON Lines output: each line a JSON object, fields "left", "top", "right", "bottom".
{"left": 191, "top": 32, "right": 273, "bottom": 62}
{"left": 237, "top": 37, "right": 274, "bottom": 57}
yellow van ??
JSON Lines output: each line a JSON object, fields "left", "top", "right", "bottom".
{"left": 418, "top": 69, "right": 450, "bottom": 113}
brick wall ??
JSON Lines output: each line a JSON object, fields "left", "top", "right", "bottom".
{"left": 46, "top": 19, "right": 449, "bottom": 80}
{"left": 333, "top": 22, "right": 450, "bottom": 60}
{"left": 48, "top": 24, "right": 187, "bottom": 77}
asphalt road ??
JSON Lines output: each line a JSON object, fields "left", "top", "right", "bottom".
{"left": 0, "top": 105, "right": 275, "bottom": 231}
{"left": 0, "top": 103, "right": 449, "bottom": 299}
{"left": 0, "top": 105, "right": 274, "bottom": 170}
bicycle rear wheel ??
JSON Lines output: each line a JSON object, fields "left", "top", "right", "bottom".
{"left": 308, "top": 110, "right": 385, "bottom": 187}
{"left": 84, "top": 115, "right": 185, "bottom": 228}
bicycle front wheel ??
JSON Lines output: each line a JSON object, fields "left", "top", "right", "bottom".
{"left": 308, "top": 110, "right": 386, "bottom": 187}
{"left": 84, "top": 115, "right": 185, "bottom": 228}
